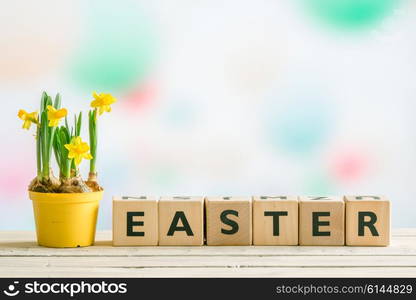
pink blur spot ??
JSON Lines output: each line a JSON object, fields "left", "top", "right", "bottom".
{"left": 330, "top": 151, "right": 369, "bottom": 182}
{"left": 122, "top": 80, "right": 158, "bottom": 113}
{"left": 0, "top": 159, "right": 34, "bottom": 200}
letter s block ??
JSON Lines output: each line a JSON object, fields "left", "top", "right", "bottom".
{"left": 253, "top": 196, "right": 298, "bottom": 245}
{"left": 112, "top": 196, "right": 158, "bottom": 246}
{"left": 344, "top": 196, "right": 390, "bottom": 246}
{"left": 205, "top": 197, "right": 252, "bottom": 245}
{"left": 158, "top": 196, "right": 204, "bottom": 246}
{"left": 299, "top": 196, "right": 345, "bottom": 246}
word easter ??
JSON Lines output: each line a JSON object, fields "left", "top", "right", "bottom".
{"left": 112, "top": 196, "right": 390, "bottom": 246}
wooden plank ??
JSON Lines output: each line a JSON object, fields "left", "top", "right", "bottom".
{"left": 1, "top": 230, "right": 416, "bottom": 278}
{"left": 1, "top": 237, "right": 416, "bottom": 257}
{"left": 1, "top": 267, "right": 415, "bottom": 278}
{"left": 0, "top": 256, "right": 415, "bottom": 268}
{"left": 1, "top": 229, "right": 414, "bottom": 241}
{"left": 390, "top": 228, "right": 416, "bottom": 236}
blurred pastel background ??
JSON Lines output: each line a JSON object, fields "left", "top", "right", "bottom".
{"left": 1, "top": 0, "right": 416, "bottom": 230}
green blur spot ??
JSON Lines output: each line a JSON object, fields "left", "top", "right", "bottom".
{"left": 302, "top": 172, "right": 334, "bottom": 195}
{"left": 68, "top": 0, "right": 156, "bottom": 92}
{"left": 299, "top": 0, "right": 399, "bottom": 30}
{"left": 150, "top": 167, "right": 177, "bottom": 188}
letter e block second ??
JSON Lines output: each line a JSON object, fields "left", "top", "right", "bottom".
{"left": 299, "top": 196, "right": 345, "bottom": 246}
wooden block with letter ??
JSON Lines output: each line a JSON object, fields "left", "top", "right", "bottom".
{"left": 205, "top": 196, "right": 252, "bottom": 245}
{"left": 253, "top": 196, "right": 298, "bottom": 245}
{"left": 112, "top": 196, "right": 158, "bottom": 246}
{"left": 299, "top": 196, "right": 345, "bottom": 246}
{"left": 345, "top": 195, "right": 390, "bottom": 246}
{"left": 158, "top": 196, "right": 204, "bottom": 246}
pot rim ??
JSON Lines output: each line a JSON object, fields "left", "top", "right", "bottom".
{"left": 29, "top": 190, "right": 103, "bottom": 204}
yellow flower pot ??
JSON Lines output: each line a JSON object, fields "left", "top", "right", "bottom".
{"left": 29, "top": 191, "right": 103, "bottom": 248}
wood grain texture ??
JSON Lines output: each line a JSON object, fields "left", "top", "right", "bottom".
{"left": 252, "top": 196, "right": 298, "bottom": 245}
{"left": 0, "top": 230, "right": 415, "bottom": 278}
{"left": 158, "top": 196, "right": 204, "bottom": 246}
{"left": 299, "top": 196, "right": 345, "bottom": 246}
{"left": 345, "top": 195, "right": 390, "bottom": 246}
{"left": 112, "top": 196, "right": 158, "bottom": 246}
{"left": 205, "top": 197, "right": 252, "bottom": 246}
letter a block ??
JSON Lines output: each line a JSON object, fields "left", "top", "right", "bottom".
{"left": 112, "top": 196, "right": 158, "bottom": 246}
{"left": 345, "top": 196, "right": 390, "bottom": 246}
{"left": 299, "top": 196, "right": 345, "bottom": 246}
{"left": 158, "top": 196, "right": 204, "bottom": 246}
{"left": 206, "top": 197, "right": 252, "bottom": 245}
{"left": 253, "top": 196, "right": 298, "bottom": 245}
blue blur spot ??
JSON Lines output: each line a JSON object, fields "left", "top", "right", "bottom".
{"left": 266, "top": 95, "right": 333, "bottom": 156}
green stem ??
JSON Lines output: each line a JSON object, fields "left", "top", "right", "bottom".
{"left": 36, "top": 125, "right": 42, "bottom": 180}
{"left": 48, "top": 127, "right": 57, "bottom": 165}
{"left": 63, "top": 159, "right": 72, "bottom": 179}
{"left": 89, "top": 109, "right": 97, "bottom": 174}
{"left": 41, "top": 111, "right": 49, "bottom": 180}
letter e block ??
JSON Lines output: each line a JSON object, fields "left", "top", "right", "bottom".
{"left": 299, "top": 196, "right": 345, "bottom": 246}
{"left": 112, "top": 196, "right": 158, "bottom": 246}
{"left": 345, "top": 195, "right": 390, "bottom": 246}
{"left": 158, "top": 196, "right": 204, "bottom": 246}
{"left": 206, "top": 196, "right": 252, "bottom": 245}
{"left": 253, "top": 196, "right": 298, "bottom": 245}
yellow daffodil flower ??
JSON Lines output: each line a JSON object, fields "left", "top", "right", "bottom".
{"left": 18, "top": 109, "right": 38, "bottom": 130}
{"left": 90, "top": 92, "right": 117, "bottom": 115}
{"left": 47, "top": 105, "right": 67, "bottom": 127}
{"left": 64, "top": 136, "right": 93, "bottom": 166}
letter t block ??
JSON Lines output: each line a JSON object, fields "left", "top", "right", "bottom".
{"left": 299, "top": 196, "right": 345, "bottom": 246}
{"left": 253, "top": 196, "right": 298, "bottom": 245}
{"left": 112, "top": 196, "right": 158, "bottom": 246}
{"left": 345, "top": 195, "right": 390, "bottom": 246}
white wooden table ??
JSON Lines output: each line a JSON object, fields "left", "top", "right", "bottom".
{"left": 1, "top": 229, "right": 416, "bottom": 277}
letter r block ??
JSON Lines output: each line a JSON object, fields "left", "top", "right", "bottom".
{"left": 112, "top": 196, "right": 158, "bottom": 246}
{"left": 205, "top": 197, "right": 252, "bottom": 245}
{"left": 158, "top": 196, "right": 204, "bottom": 246}
{"left": 299, "top": 196, "right": 345, "bottom": 246}
{"left": 344, "top": 196, "right": 390, "bottom": 246}
{"left": 253, "top": 196, "right": 298, "bottom": 245}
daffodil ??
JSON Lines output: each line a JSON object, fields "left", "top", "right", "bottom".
{"left": 47, "top": 105, "right": 67, "bottom": 127}
{"left": 18, "top": 109, "right": 38, "bottom": 130}
{"left": 64, "top": 136, "right": 93, "bottom": 166}
{"left": 90, "top": 92, "right": 117, "bottom": 115}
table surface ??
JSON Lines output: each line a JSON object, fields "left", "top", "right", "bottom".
{"left": 1, "top": 229, "right": 416, "bottom": 277}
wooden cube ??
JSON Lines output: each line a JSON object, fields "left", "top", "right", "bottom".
{"left": 158, "top": 196, "right": 204, "bottom": 246}
{"left": 345, "top": 195, "right": 390, "bottom": 246}
{"left": 205, "top": 196, "right": 252, "bottom": 245}
{"left": 112, "top": 196, "right": 158, "bottom": 246}
{"left": 299, "top": 196, "right": 345, "bottom": 246}
{"left": 253, "top": 196, "right": 298, "bottom": 245}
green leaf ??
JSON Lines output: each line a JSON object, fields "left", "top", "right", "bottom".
{"left": 40, "top": 91, "right": 48, "bottom": 112}
{"left": 46, "top": 95, "right": 52, "bottom": 107}
{"left": 53, "top": 93, "right": 61, "bottom": 109}
{"left": 74, "top": 114, "right": 77, "bottom": 134}
{"left": 53, "top": 128, "right": 62, "bottom": 169}
{"left": 61, "top": 126, "right": 70, "bottom": 143}
{"left": 76, "top": 112, "right": 82, "bottom": 136}
{"left": 65, "top": 116, "right": 69, "bottom": 132}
